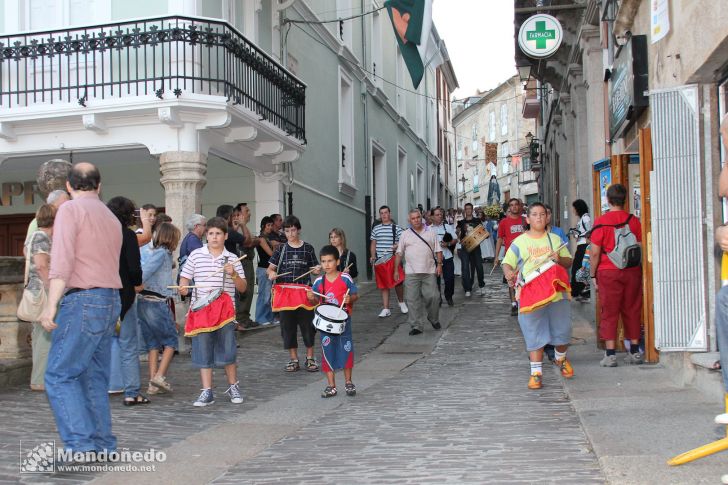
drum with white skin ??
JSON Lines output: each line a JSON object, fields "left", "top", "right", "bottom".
{"left": 312, "top": 304, "right": 349, "bottom": 334}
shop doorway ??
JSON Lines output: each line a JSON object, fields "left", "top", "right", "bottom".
{"left": 0, "top": 214, "right": 35, "bottom": 256}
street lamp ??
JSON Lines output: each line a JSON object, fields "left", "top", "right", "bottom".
{"left": 517, "top": 59, "right": 532, "bottom": 83}
{"left": 525, "top": 131, "right": 533, "bottom": 146}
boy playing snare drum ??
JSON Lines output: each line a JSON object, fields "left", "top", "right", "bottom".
{"left": 307, "top": 245, "right": 359, "bottom": 398}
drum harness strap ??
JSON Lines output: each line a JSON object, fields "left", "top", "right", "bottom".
{"left": 192, "top": 255, "right": 229, "bottom": 303}
{"left": 516, "top": 232, "right": 555, "bottom": 288}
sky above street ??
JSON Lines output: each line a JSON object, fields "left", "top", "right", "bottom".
{"left": 432, "top": 0, "right": 516, "bottom": 100}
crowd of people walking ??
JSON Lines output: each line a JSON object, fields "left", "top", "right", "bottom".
{"left": 19, "top": 157, "right": 649, "bottom": 463}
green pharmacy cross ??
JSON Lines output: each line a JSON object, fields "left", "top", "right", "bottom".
{"left": 527, "top": 21, "right": 555, "bottom": 49}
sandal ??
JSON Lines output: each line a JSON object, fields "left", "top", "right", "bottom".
{"left": 123, "top": 394, "right": 150, "bottom": 406}
{"left": 321, "top": 386, "right": 337, "bottom": 398}
{"left": 344, "top": 382, "right": 356, "bottom": 397}
{"left": 285, "top": 359, "right": 300, "bottom": 372}
{"left": 305, "top": 357, "right": 319, "bottom": 372}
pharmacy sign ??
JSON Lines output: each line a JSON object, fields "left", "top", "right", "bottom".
{"left": 518, "top": 14, "right": 563, "bottom": 58}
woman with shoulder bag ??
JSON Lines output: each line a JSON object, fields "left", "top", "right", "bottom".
{"left": 23, "top": 204, "right": 56, "bottom": 391}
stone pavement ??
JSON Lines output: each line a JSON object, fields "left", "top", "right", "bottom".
{"left": 5, "top": 268, "right": 726, "bottom": 484}
{"left": 0, "top": 283, "right": 403, "bottom": 484}
{"left": 211, "top": 273, "right": 604, "bottom": 484}
{"left": 563, "top": 302, "right": 728, "bottom": 485}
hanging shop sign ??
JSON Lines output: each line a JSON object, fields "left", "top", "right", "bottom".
{"left": 518, "top": 14, "right": 563, "bottom": 59}
{"left": 608, "top": 35, "right": 649, "bottom": 140}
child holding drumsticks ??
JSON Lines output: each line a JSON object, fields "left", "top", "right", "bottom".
{"left": 307, "top": 245, "right": 359, "bottom": 398}
{"left": 502, "top": 202, "right": 573, "bottom": 390}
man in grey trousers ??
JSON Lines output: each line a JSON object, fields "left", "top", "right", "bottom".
{"left": 394, "top": 209, "right": 443, "bottom": 336}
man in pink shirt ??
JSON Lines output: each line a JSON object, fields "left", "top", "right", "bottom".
{"left": 40, "top": 162, "right": 123, "bottom": 460}
{"left": 394, "top": 209, "right": 443, "bottom": 336}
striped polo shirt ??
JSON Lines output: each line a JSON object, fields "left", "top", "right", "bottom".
{"left": 179, "top": 245, "right": 245, "bottom": 307}
{"left": 370, "top": 223, "right": 404, "bottom": 259}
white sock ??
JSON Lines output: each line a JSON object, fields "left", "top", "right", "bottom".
{"left": 554, "top": 350, "right": 567, "bottom": 362}
{"left": 512, "top": 301, "right": 517, "bottom": 307}
{"left": 530, "top": 361, "right": 542, "bottom": 375}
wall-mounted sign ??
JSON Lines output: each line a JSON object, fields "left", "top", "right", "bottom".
{"left": 650, "top": 0, "right": 670, "bottom": 44}
{"left": 608, "top": 35, "right": 649, "bottom": 140}
{"left": 518, "top": 14, "right": 563, "bottom": 59}
{"left": 1, "top": 182, "right": 40, "bottom": 206}
{"left": 599, "top": 167, "right": 612, "bottom": 213}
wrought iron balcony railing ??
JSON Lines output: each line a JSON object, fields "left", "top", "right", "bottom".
{"left": 0, "top": 16, "right": 306, "bottom": 142}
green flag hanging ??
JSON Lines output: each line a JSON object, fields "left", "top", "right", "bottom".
{"left": 385, "top": 0, "right": 435, "bottom": 89}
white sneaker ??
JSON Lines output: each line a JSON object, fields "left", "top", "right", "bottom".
{"left": 722, "top": 474, "right": 728, "bottom": 485}
{"left": 715, "top": 413, "right": 728, "bottom": 425}
{"left": 478, "top": 288, "right": 486, "bottom": 296}
{"left": 399, "top": 302, "right": 409, "bottom": 314}
{"left": 465, "top": 291, "right": 471, "bottom": 297}
{"left": 378, "top": 308, "right": 391, "bottom": 318}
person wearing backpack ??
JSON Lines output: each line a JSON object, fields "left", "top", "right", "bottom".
{"left": 590, "top": 184, "right": 643, "bottom": 367}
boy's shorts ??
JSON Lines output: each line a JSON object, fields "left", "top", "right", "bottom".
{"left": 517, "top": 298, "right": 571, "bottom": 351}
{"left": 191, "top": 322, "right": 237, "bottom": 368}
{"left": 321, "top": 319, "right": 354, "bottom": 372}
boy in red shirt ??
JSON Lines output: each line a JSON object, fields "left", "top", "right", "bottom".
{"left": 495, "top": 198, "right": 527, "bottom": 315}
{"left": 308, "top": 245, "right": 359, "bottom": 398}
{"left": 590, "top": 184, "right": 643, "bottom": 367}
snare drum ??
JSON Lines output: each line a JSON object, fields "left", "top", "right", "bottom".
{"left": 517, "top": 262, "right": 571, "bottom": 314}
{"left": 312, "top": 304, "right": 349, "bottom": 334}
{"left": 271, "top": 283, "right": 317, "bottom": 312}
{"left": 373, "top": 253, "right": 404, "bottom": 289}
{"left": 461, "top": 224, "right": 489, "bottom": 252}
{"left": 190, "top": 288, "right": 223, "bottom": 312}
{"left": 184, "top": 289, "right": 235, "bottom": 336}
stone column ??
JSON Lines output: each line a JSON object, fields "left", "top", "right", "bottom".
{"left": 159, "top": 151, "right": 207, "bottom": 235}
{"left": 569, "top": 64, "right": 589, "bottom": 205}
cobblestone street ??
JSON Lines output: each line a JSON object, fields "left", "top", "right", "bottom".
{"left": 213, "top": 275, "right": 603, "bottom": 484}
{"left": 0, "top": 272, "right": 611, "bottom": 484}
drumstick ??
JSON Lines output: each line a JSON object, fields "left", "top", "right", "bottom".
{"left": 489, "top": 264, "right": 498, "bottom": 276}
{"left": 293, "top": 267, "right": 316, "bottom": 282}
{"left": 339, "top": 289, "right": 350, "bottom": 311}
{"left": 343, "top": 263, "right": 353, "bottom": 273}
{"left": 311, "top": 290, "right": 327, "bottom": 298}
{"left": 520, "top": 242, "right": 570, "bottom": 281}
{"left": 167, "top": 285, "right": 216, "bottom": 289}
{"left": 198, "top": 254, "right": 248, "bottom": 282}
{"left": 271, "top": 272, "right": 292, "bottom": 279}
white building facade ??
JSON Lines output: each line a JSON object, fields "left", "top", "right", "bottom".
{"left": 452, "top": 75, "right": 536, "bottom": 209}
{"left": 0, "top": 0, "right": 454, "bottom": 270}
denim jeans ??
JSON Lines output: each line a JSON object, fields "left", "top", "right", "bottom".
{"left": 137, "top": 297, "right": 178, "bottom": 351}
{"left": 459, "top": 247, "right": 484, "bottom": 292}
{"left": 117, "top": 298, "right": 140, "bottom": 399}
{"left": 716, "top": 286, "right": 728, "bottom": 391}
{"left": 255, "top": 267, "right": 274, "bottom": 324}
{"left": 45, "top": 288, "right": 121, "bottom": 453}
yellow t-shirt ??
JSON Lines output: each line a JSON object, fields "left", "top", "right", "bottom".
{"left": 504, "top": 232, "right": 572, "bottom": 301}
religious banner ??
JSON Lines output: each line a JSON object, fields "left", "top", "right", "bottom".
{"left": 485, "top": 143, "right": 498, "bottom": 165}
